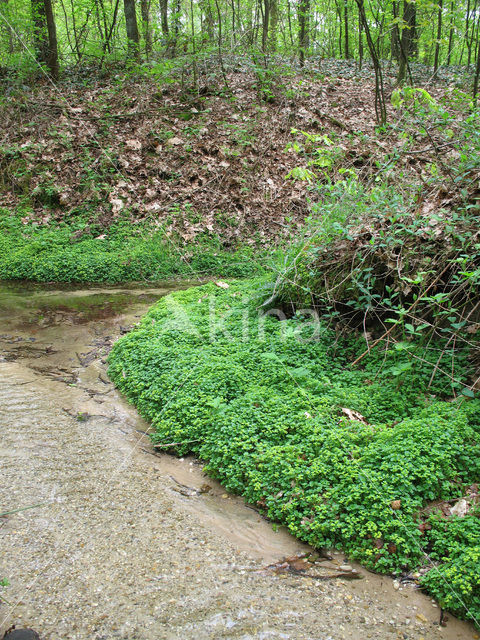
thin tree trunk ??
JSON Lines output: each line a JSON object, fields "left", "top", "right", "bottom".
{"left": 171, "top": 0, "right": 181, "bottom": 57}
{"left": 344, "top": 0, "right": 349, "bottom": 58}
{"left": 101, "top": 0, "right": 120, "bottom": 57}
{"left": 433, "top": 0, "right": 443, "bottom": 74}
{"left": 298, "top": 0, "right": 310, "bottom": 67}
{"left": 358, "top": 2, "right": 363, "bottom": 68}
{"left": 391, "top": 0, "right": 400, "bottom": 62}
{"left": 230, "top": 0, "right": 237, "bottom": 44}
{"left": 124, "top": 0, "right": 140, "bottom": 59}
{"left": 94, "top": 0, "right": 106, "bottom": 52}
{"left": 286, "top": 0, "right": 294, "bottom": 48}
{"left": 355, "top": 0, "right": 387, "bottom": 124}
{"left": 58, "top": 0, "right": 76, "bottom": 59}
{"left": 473, "top": 18, "right": 480, "bottom": 102}
{"left": 189, "top": 0, "right": 197, "bottom": 89}
{"left": 140, "top": 0, "right": 151, "bottom": 57}
{"left": 214, "top": 0, "right": 230, "bottom": 90}
{"left": 475, "top": 6, "right": 480, "bottom": 67}
{"left": 97, "top": 0, "right": 110, "bottom": 51}
{"left": 446, "top": 0, "right": 454, "bottom": 64}
{"left": 68, "top": 0, "right": 81, "bottom": 60}
{"left": 336, "top": 0, "right": 342, "bottom": 56}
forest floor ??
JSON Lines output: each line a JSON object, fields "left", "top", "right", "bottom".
{"left": 0, "top": 60, "right": 470, "bottom": 258}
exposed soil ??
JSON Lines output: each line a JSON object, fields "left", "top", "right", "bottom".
{"left": 0, "top": 284, "right": 477, "bottom": 639}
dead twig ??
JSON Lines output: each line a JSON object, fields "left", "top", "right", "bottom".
{"left": 153, "top": 438, "right": 200, "bottom": 449}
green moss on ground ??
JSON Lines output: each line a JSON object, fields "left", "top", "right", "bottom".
{"left": 108, "top": 279, "right": 480, "bottom": 627}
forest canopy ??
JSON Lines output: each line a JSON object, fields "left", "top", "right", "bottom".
{"left": 1, "top": 0, "right": 480, "bottom": 101}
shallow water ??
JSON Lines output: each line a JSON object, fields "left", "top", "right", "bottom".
{"left": 0, "top": 282, "right": 476, "bottom": 639}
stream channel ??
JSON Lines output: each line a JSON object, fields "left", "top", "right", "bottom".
{"left": 0, "top": 282, "right": 476, "bottom": 640}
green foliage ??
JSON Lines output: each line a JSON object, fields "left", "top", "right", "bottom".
{"left": 421, "top": 509, "right": 480, "bottom": 624}
{"left": 391, "top": 86, "right": 439, "bottom": 111}
{"left": 274, "top": 105, "right": 480, "bottom": 395}
{"left": 0, "top": 208, "right": 260, "bottom": 282}
{"left": 286, "top": 130, "right": 344, "bottom": 183}
{"left": 108, "top": 279, "right": 480, "bottom": 626}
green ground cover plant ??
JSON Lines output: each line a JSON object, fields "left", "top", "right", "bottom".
{"left": 108, "top": 279, "right": 480, "bottom": 627}
{"left": 0, "top": 208, "right": 259, "bottom": 282}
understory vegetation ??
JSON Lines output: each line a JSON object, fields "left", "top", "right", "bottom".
{"left": 103, "top": 74, "right": 480, "bottom": 628}
{"left": 108, "top": 280, "right": 480, "bottom": 626}
{"left": 0, "top": 209, "right": 258, "bottom": 281}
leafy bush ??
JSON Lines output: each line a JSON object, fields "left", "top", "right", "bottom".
{"left": 108, "top": 279, "right": 480, "bottom": 626}
{"left": 273, "top": 103, "right": 480, "bottom": 397}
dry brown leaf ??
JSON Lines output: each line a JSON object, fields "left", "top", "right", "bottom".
{"left": 125, "top": 139, "right": 142, "bottom": 150}
{"left": 341, "top": 407, "right": 368, "bottom": 423}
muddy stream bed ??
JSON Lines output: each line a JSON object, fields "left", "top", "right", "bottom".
{"left": 0, "top": 283, "right": 477, "bottom": 640}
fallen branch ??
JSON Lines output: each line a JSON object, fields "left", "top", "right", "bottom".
{"left": 153, "top": 438, "right": 200, "bottom": 448}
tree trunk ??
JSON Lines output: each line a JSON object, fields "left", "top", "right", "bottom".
{"left": 97, "top": 0, "right": 110, "bottom": 51}
{"left": 473, "top": 18, "right": 480, "bottom": 102}
{"left": 433, "top": 0, "right": 443, "bottom": 74}
{"left": 101, "top": 0, "right": 120, "bottom": 57}
{"left": 298, "top": 0, "right": 310, "bottom": 67}
{"left": 344, "top": 0, "right": 349, "bottom": 59}
{"left": 446, "top": 0, "right": 454, "bottom": 64}
{"left": 159, "top": 0, "right": 169, "bottom": 36}
{"left": 44, "top": 0, "right": 59, "bottom": 78}
{"left": 123, "top": 0, "right": 140, "bottom": 59}
{"left": 261, "top": 0, "right": 270, "bottom": 55}
{"left": 140, "top": 0, "right": 151, "bottom": 56}
{"left": 391, "top": 0, "right": 400, "bottom": 62}
{"left": 171, "top": 0, "right": 181, "bottom": 56}
{"left": 201, "top": 0, "right": 214, "bottom": 40}
{"left": 358, "top": 2, "right": 363, "bottom": 68}
{"left": 31, "top": 0, "right": 59, "bottom": 78}
{"left": 286, "top": 0, "right": 294, "bottom": 48}
{"left": 269, "top": 0, "right": 278, "bottom": 51}
{"left": 336, "top": 0, "right": 342, "bottom": 56}
{"left": 397, "top": 0, "right": 415, "bottom": 84}
{"left": 31, "top": 0, "right": 49, "bottom": 66}
{"left": 355, "top": 0, "right": 387, "bottom": 124}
